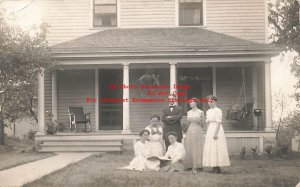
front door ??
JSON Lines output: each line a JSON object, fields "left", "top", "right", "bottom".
{"left": 99, "top": 69, "right": 123, "bottom": 130}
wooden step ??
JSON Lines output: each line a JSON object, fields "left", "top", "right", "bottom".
{"left": 38, "top": 146, "right": 122, "bottom": 152}
{"left": 42, "top": 141, "right": 122, "bottom": 146}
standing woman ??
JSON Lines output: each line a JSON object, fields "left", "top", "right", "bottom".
{"left": 145, "top": 115, "right": 165, "bottom": 157}
{"left": 203, "top": 95, "right": 230, "bottom": 174}
{"left": 145, "top": 115, "right": 164, "bottom": 171}
{"left": 184, "top": 98, "right": 205, "bottom": 173}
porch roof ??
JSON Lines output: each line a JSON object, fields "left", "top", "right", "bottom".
{"left": 51, "top": 27, "right": 280, "bottom": 57}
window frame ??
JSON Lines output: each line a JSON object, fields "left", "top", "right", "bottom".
{"left": 178, "top": 0, "right": 205, "bottom": 27}
{"left": 93, "top": 0, "right": 118, "bottom": 28}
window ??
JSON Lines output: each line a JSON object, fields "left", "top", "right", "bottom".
{"left": 93, "top": 0, "right": 117, "bottom": 27}
{"left": 179, "top": 0, "right": 203, "bottom": 26}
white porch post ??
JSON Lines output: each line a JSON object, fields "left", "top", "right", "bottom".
{"left": 37, "top": 68, "right": 45, "bottom": 135}
{"left": 170, "top": 62, "right": 177, "bottom": 94}
{"left": 122, "top": 63, "right": 131, "bottom": 134}
{"left": 252, "top": 66, "right": 258, "bottom": 130}
{"left": 212, "top": 67, "right": 217, "bottom": 96}
{"left": 95, "top": 69, "right": 99, "bottom": 131}
{"left": 51, "top": 71, "right": 57, "bottom": 122}
{"left": 264, "top": 61, "right": 273, "bottom": 131}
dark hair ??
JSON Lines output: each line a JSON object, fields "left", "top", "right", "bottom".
{"left": 139, "top": 129, "right": 150, "bottom": 136}
{"left": 166, "top": 131, "right": 178, "bottom": 138}
{"left": 150, "top": 115, "right": 160, "bottom": 121}
{"left": 206, "top": 95, "right": 218, "bottom": 102}
{"left": 189, "top": 97, "right": 200, "bottom": 107}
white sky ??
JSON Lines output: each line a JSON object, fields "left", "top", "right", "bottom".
{"left": 1, "top": 0, "right": 299, "bottom": 122}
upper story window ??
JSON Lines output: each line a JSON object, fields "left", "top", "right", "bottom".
{"left": 179, "top": 0, "right": 203, "bottom": 26}
{"left": 93, "top": 0, "right": 117, "bottom": 27}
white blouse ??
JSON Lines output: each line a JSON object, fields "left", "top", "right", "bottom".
{"left": 206, "top": 107, "right": 222, "bottom": 123}
{"left": 134, "top": 141, "right": 150, "bottom": 158}
{"left": 165, "top": 142, "right": 186, "bottom": 161}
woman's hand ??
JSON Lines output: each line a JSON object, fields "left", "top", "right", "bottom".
{"left": 213, "top": 134, "right": 218, "bottom": 140}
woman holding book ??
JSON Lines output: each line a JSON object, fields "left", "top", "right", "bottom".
{"left": 160, "top": 131, "right": 186, "bottom": 172}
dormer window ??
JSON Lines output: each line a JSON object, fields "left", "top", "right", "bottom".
{"left": 93, "top": 0, "right": 117, "bottom": 27}
{"left": 179, "top": 0, "right": 203, "bottom": 26}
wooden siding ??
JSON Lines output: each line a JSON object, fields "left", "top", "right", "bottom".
{"left": 41, "top": 0, "right": 98, "bottom": 46}
{"left": 206, "top": 0, "right": 266, "bottom": 43}
{"left": 41, "top": 0, "right": 267, "bottom": 46}
{"left": 216, "top": 67, "right": 254, "bottom": 131}
{"left": 57, "top": 69, "right": 95, "bottom": 131}
{"left": 120, "top": 0, "right": 175, "bottom": 28}
{"left": 44, "top": 72, "right": 52, "bottom": 122}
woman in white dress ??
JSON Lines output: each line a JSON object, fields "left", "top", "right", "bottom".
{"left": 160, "top": 132, "right": 186, "bottom": 172}
{"left": 184, "top": 98, "right": 205, "bottom": 173}
{"left": 202, "top": 95, "right": 230, "bottom": 174}
{"left": 128, "top": 129, "right": 151, "bottom": 171}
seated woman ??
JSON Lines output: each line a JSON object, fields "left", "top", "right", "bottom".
{"left": 160, "top": 131, "right": 186, "bottom": 172}
{"left": 127, "top": 129, "right": 151, "bottom": 171}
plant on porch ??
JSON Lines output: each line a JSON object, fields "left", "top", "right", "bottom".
{"left": 0, "top": 15, "right": 56, "bottom": 144}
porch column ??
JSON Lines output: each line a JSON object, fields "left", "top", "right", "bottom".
{"left": 170, "top": 62, "right": 177, "bottom": 94}
{"left": 95, "top": 69, "right": 99, "bottom": 131}
{"left": 212, "top": 67, "right": 217, "bottom": 96}
{"left": 51, "top": 71, "right": 57, "bottom": 122}
{"left": 252, "top": 67, "right": 258, "bottom": 130}
{"left": 264, "top": 61, "right": 273, "bottom": 131}
{"left": 122, "top": 63, "right": 131, "bottom": 134}
{"left": 37, "top": 68, "right": 45, "bottom": 135}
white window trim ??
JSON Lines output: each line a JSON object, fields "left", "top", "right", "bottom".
{"left": 176, "top": 0, "right": 206, "bottom": 28}
{"left": 89, "top": 0, "right": 120, "bottom": 29}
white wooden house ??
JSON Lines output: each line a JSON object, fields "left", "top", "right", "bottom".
{"left": 35, "top": 0, "right": 280, "bottom": 154}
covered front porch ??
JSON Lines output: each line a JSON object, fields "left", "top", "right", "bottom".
{"left": 35, "top": 28, "right": 279, "bottom": 154}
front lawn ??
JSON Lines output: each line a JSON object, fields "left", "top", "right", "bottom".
{"left": 0, "top": 136, "right": 55, "bottom": 171}
{"left": 24, "top": 148, "right": 300, "bottom": 187}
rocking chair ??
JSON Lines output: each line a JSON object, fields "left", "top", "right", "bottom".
{"left": 68, "top": 107, "right": 92, "bottom": 132}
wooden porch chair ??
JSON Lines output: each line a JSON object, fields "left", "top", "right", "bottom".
{"left": 68, "top": 107, "right": 92, "bottom": 132}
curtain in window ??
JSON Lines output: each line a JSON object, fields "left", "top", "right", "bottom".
{"left": 180, "top": 7, "right": 201, "bottom": 25}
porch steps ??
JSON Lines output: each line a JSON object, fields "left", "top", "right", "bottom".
{"left": 36, "top": 134, "right": 124, "bottom": 153}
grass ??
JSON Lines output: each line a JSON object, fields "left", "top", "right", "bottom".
{"left": 0, "top": 136, "right": 55, "bottom": 171}
{"left": 24, "top": 144, "right": 300, "bottom": 187}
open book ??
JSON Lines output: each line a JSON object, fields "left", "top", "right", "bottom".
{"left": 147, "top": 156, "right": 172, "bottom": 161}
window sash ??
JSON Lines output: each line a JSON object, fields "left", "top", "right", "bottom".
{"left": 93, "top": 0, "right": 117, "bottom": 27}
{"left": 179, "top": 2, "right": 203, "bottom": 26}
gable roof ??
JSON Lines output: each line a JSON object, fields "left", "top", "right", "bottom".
{"left": 51, "top": 27, "right": 279, "bottom": 55}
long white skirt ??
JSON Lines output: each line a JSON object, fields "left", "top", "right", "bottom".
{"left": 203, "top": 122, "right": 230, "bottom": 167}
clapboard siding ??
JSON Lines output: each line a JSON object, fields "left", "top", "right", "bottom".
{"left": 44, "top": 72, "right": 52, "bottom": 122}
{"left": 216, "top": 67, "right": 253, "bottom": 131}
{"left": 206, "top": 0, "right": 266, "bottom": 43}
{"left": 57, "top": 69, "right": 95, "bottom": 131}
{"left": 41, "top": 0, "right": 99, "bottom": 46}
{"left": 120, "top": 0, "right": 175, "bottom": 28}
{"left": 42, "top": 0, "right": 266, "bottom": 45}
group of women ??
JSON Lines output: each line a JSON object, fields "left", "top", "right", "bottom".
{"left": 124, "top": 95, "right": 230, "bottom": 173}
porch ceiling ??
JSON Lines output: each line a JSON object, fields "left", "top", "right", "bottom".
{"left": 51, "top": 28, "right": 280, "bottom": 58}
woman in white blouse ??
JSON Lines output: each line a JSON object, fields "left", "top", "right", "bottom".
{"left": 160, "top": 131, "right": 186, "bottom": 172}
{"left": 127, "top": 129, "right": 151, "bottom": 171}
{"left": 202, "top": 95, "right": 230, "bottom": 174}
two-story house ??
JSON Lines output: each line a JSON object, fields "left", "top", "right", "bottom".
{"left": 35, "top": 0, "right": 279, "bottom": 154}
